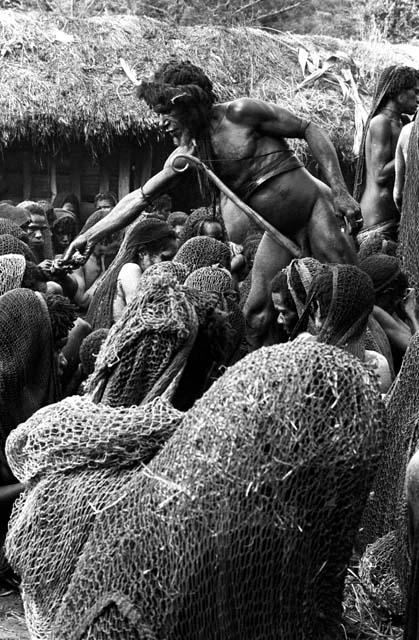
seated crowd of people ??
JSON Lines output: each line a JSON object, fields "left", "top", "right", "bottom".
{"left": 0, "top": 185, "right": 418, "bottom": 637}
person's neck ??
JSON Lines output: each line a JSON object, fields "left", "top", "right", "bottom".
{"left": 380, "top": 100, "right": 403, "bottom": 121}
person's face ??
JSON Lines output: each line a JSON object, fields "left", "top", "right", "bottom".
{"left": 54, "top": 222, "right": 74, "bottom": 252}
{"left": 28, "top": 213, "right": 47, "bottom": 247}
{"left": 158, "top": 106, "right": 191, "bottom": 146}
{"left": 95, "top": 199, "right": 114, "bottom": 212}
{"left": 173, "top": 224, "right": 184, "bottom": 239}
{"left": 398, "top": 80, "right": 419, "bottom": 116}
{"left": 201, "top": 221, "right": 224, "bottom": 241}
{"left": 138, "top": 238, "right": 178, "bottom": 271}
{"left": 272, "top": 292, "right": 298, "bottom": 336}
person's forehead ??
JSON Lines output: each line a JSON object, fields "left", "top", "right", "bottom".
{"left": 272, "top": 291, "right": 288, "bottom": 306}
{"left": 29, "top": 214, "right": 47, "bottom": 225}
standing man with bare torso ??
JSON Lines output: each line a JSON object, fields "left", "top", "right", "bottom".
{"left": 354, "top": 66, "right": 419, "bottom": 245}
{"left": 63, "top": 60, "right": 361, "bottom": 348}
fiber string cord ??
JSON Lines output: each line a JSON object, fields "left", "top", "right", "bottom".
{"left": 170, "top": 154, "right": 302, "bottom": 259}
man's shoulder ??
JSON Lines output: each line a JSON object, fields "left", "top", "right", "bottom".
{"left": 223, "top": 97, "right": 265, "bottom": 123}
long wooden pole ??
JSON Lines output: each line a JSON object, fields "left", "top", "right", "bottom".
{"left": 171, "top": 154, "right": 301, "bottom": 258}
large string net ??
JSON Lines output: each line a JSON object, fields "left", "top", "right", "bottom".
{"left": 85, "top": 273, "right": 199, "bottom": 407}
{"left": 0, "top": 203, "right": 30, "bottom": 228}
{"left": 6, "top": 396, "right": 183, "bottom": 640}
{"left": 357, "top": 331, "right": 419, "bottom": 616}
{"left": 0, "top": 233, "right": 37, "bottom": 263}
{"left": 7, "top": 340, "right": 384, "bottom": 640}
{"left": 0, "top": 254, "right": 26, "bottom": 296}
{"left": 174, "top": 236, "right": 231, "bottom": 272}
{"left": 0, "top": 288, "right": 59, "bottom": 450}
{"left": 85, "top": 217, "right": 173, "bottom": 330}
{"left": 398, "top": 116, "right": 419, "bottom": 294}
{"left": 0, "top": 218, "right": 29, "bottom": 243}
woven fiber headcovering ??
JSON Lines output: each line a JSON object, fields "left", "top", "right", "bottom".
{"left": 360, "top": 254, "right": 402, "bottom": 294}
{"left": 353, "top": 65, "right": 418, "bottom": 201}
{"left": 85, "top": 273, "right": 199, "bottom": 407}
{"left": 398, "top": 116, "right": 419, "bottom": 294}
{"left": 0, "top": 288, "right": 59, "bottom": 447}
{"left": 79, "top": 329, "right": 109, "bottom": 376}
{"left": 180, "top": 206, "right": 227, "bottom": 244}
{"left": 0, "top": 218, "right": 29, "bottom": 243}
{"left": 0, "top": 233, "right": 36, "bottom": 263}
{"left": 5, "top": 395, "right": 183, "bottom": 640}
{"left": 142, "top": 260, "right": 190, "bottom": 284}
{"left": 306, "top": 265, "right": 374, "bottom": 358}
{"left": 0, "top": 203, "right": 30, "bottom": 228}
{"left": 358, "top": 235, "right": 398, "bottom": 261}
{"left": 285, "top": 257, "right": 330, "bottom": 319}
{"left": 174, "top": 236, "right": 231, "bottom": 272}
{"left": 85, "top": 217, "right": 175, "bottom": 330}
{"left": 184, "top": 265, "right": 233, "bottom": 293}
{"left": 0, "top": 254, "right": 26, "bottom": 295}
{"left": 28, "top": 340, "right": 385, "bottom": 640}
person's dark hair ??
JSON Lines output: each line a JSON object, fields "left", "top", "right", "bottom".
{"left": 42, "top": 293, "right": 77, "bottom": 349}
{"left": 21, "top": 261, "right": 47, "bottom": 292}
{"left": 271, "top": 271, "right": 296, "bottom": 312}
{"left": 181, "top": 207, "right": 227, "bottom": 244}
{"left": 93, "top": 192, "right": 117, "bottom": 209}
{"left": 125, "top": 220, "right": 177, "bottom": 262}
{"left": 167, "top": 211, "right": 188, "bottom": 228}
{"left": 62, "top": 193, "right": 80, "bottom": 213}
{"left": 19, "top": 202, "right": 46, "bottom": 218}
{"left": 149, "top": 194, "right": 172, "bottom": 215}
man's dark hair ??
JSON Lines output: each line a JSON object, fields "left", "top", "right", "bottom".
{"left": 271, "top": 271, "right": 296, "bottom": 311}
{"left": 43, "top": 293, "right": 77, "bottom": 349}
{"left": 94, "top": 192, "right": 118, "bottom": 209}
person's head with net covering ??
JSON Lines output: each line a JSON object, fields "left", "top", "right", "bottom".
{"left": 0, "top": 218, "right": 29, "bottom": 245}
{"left": 174, "top": 236, "right": 231, "bottom": 273}
{"left": 0, "top": 289, "right": 62, "bottom": 449}
{"left": 167, "top": 210, "right": 188, "bottom": 241}
{"left": 184, "top": 265, "right": 245, "bottom": 366}
{"left": 52, "top": 209, "right": 77, "bottom": 256}
{"left": 398, "top": 116, "right": 419, "bottom": 295}
{"left": 86, "top": 217, "right": 178, "bottom": 330}
{"left": 85, "top": 273, "right": 199, "bottom": 407}
{"left": 304, "top": 264, "right": 375, "bottom": 360}
{"left": 180, "top": 206, "right": 227, "bottom": 245}
{"left": 79, "top": 329, "right": 110, "bottom": 378}
{"left": 0, "top": 254, "right": 26, "bottom": 296}
{"left": 360, "top": 254, "right": 408, "bottom": 314}
{"left": 12, "top": 339, "right": 385, "bottom": 640}
{"left": 142, "top": 259, "right": 190, "bottom": 284}
{"left": 0, "top": 234, "right": 37, "bottom": 263}
{"left": 358, "top": 234, "right": 398, "bottom": 261}
{"left": 0, "top": 203, "right": 31, "bottom": 231}
{"left": 17, "top": 202, "right": 54, "bottom": 261}
{"left": 353, "top": 65, "right": 419, "bottom": 201}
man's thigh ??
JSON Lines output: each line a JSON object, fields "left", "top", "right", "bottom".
{"left": 307, "top": 195, "right": 357, "bottom": 265}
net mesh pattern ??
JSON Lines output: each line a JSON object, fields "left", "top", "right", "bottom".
{"left": 7, "top": 340, "right": 384, "bottom": 640}
{"left": 0, "top": 288, "right": 59, "bottom": 447}
{"left": 142, "top": 261, "right": 190, "bottom": 283}
{"left": 0, "top": 233, "right": 37, "bottom": 263}
{"left": 79, "top": 329, "right": 110, "bottom": 376}
{"left": 174, "top": 236, "right": 231, "bottom": 272}
{"left": 0, "top": 218, "right": 29, "bottom": 243}
{"left": 180, "top": 207, "right": 227, "bottom": 244}
{"left": 6, "top": 396, "right": 183, "bottom": 640}
{"left": 357, "top": 332, "right": 419, "bottom": 614}
{"left": 184, "top": 265, "right": 233, "bottom": 293}
{"left": 0, "top": 254, "right": 26, "bottom": 295}
{"left": 85, "top": 274, "right": 198, "bottom": 407}
{"left": 398, "top": 117, "right": 419, "bottom": 294}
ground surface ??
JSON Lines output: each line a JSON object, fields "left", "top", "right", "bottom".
{"left": 0, "top": 592, "right": 29, "bottom": 640}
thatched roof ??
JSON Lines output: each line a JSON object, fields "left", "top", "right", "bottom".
{"left": 0, "top": 10, "right": 418, "bottom": 158}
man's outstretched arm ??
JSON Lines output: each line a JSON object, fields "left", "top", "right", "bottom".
{"left": 62, "top": 145, "right": 191, "bottom": 264}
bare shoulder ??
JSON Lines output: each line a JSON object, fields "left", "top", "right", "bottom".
{"left": 118, "top": 262, "right": 142, "bottom": 281}
{"left": 398, "top": 121, "right": 414, "bottom": 149}
{"left": 226, "top": 97, "right": 271, "bottom": 124}
{"left": 369, "top": 113, "right": 393, "bottom": 136}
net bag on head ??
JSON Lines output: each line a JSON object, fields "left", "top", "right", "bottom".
{"left": 357, "top": 332, "right": 419, "bottom": 615}
{"left": 174, "top": 236, "right": 231, "bottom": 272}
{"left": 180, "top": 206, "right": 227, "bottom": 244}
{"left": 0, "top": 288, "right": 59, "bottom": 448}
{"left": 5, "top": 395, "right": 183, "bottom": 640}
{"left": 0, "top": 233, "right": 36, "bottom": 263}
{"left": 142, "top": 260, "right": 190, "bottom": 283}
{"left": 42, "top": 340, "right": 384, "bottom": 640}
{"left": 0, "top": 254, "right": 26, "bottom": 295}
{"left": 398, "top": 117, "right": 419, "bottom": 294}
{"left": 0, "top": 218, "right": 29, "bottom": 243}
{"left": 85, "top": 273, "right": 199, "bottom": 407}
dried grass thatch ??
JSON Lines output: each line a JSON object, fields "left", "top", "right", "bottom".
{"left": 0, "top": 10, "right": 418, "bottom": 156}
